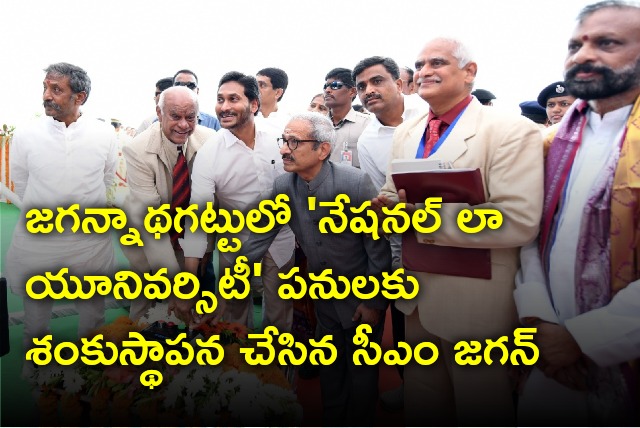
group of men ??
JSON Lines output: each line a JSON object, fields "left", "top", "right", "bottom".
{"left": 5, "top": 0, "right": 640, "bottom": 425}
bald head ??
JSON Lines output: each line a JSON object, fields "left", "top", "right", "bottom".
{"left": 158, "top": 85, "right": 199, "bottom": 114}
{"left": 157, "top": 86, "right": 200, "bottom": 145}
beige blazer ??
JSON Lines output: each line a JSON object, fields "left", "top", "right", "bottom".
{"left": 121, "top": 122, "right": 215, "bottom": 275}
{"left": 381, "top": 98, "right": 544, "bottom": 341}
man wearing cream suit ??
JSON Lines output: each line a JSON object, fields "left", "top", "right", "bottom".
{"left": 121, "top": 86, "right": 215, "bottom": 321}
{"left": 373, "top": 37, "right": 544, "bottom": 425}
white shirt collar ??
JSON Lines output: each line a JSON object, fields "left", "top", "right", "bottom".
{"left": 586, "top": 104, "right": 632, "bottom": 133}
{"left": 220, "top": 127, "right": 264, "bottom": 149}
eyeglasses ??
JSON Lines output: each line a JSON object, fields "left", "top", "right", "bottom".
{"left": 154, "top": 91, "right": 162, "bottom": 97}
{"left": 323, "top": 81, "right": 346, "bottom": 90}
{"left": 277, "top": 137, "right": 319, "bottom": 151}
{"left": 174, "top": 81, "right": 197, "bottom": 90}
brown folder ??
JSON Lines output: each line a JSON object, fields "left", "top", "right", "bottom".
{"left": 392, "top": 167, "right": 485, "bottom": 205}
{"left": 392, "top": 168, "right": 492, "bottom": 279}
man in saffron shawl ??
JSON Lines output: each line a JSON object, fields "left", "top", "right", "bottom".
{"left": 515, "top": 1, "right": 640, "bottom": 425}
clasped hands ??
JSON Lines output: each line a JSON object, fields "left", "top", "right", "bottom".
{"left": 533, "top": 321, "right": 587, "bottom": 390}
{"left": 167, "top": 256, "right": 226, "bottom": 328}
{"left": 371, "top": 189, "right": 415, "bottom": 217}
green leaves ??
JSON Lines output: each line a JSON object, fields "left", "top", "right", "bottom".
{"left": 1, "top": 123, "right": 15, "bottom": 138}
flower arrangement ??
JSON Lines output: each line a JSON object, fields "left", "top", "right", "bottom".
{"left": 28, "top": 314, "right": 302, "bottom": 426}
{"left": 196, "top": 320, "right": 248, "bottom": 344}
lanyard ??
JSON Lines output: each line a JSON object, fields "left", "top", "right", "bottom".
{"left": 415, "top": 106, "right": 468, "bottom": 159}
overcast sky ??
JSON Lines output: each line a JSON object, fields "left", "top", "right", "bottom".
{"left": 2, "top": 0, "right": 593, "bottom": 129}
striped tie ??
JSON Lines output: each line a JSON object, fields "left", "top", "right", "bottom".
{"left": 170, "top": 146, "right": 190, "bottom": 249}
{"left": 422, "top": 118, "right": 442, "bottom": 158}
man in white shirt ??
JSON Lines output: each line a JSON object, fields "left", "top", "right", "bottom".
{"left": 353, "top": 55, "right": 428, "bottom": 412}
{"left": 183, "top": 71, "right": 295, "bottom": 332}
{"left": 515, "top": 1, "right": 640, "bottom": 425}
{"left": 6, "top": 62, "right": 118, "bottom": 352}
{"left": 255, "top": 67, "right": 291, "bottom": 135}
{"left": 355, "top": 57, "right": 428, "bottom": 192}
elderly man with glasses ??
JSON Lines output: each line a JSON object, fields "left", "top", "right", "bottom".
{"left": 173, "top": 69, "right": 221, "bottom": 131}
{"left": 323, "top": 67, "right": 370, "bottom": 168}
{"left": 236, "top": 112, "right": 391, "bottom": 425}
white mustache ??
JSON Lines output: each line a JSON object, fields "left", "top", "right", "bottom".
{"left": 416, "top": 77, "right": 441, "bottom": 85}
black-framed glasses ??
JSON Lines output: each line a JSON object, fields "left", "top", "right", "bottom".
{"left": 154, "top": 91, "right": 162, "bottom": 97}
{"left": 277, "top": 137, "right": 319, "bottom": 151}
{"left": 323, "top": 81, "right": 346, "bottom": 90}
{"left": 174, "top": 81, "right": 197, "bottom": 90}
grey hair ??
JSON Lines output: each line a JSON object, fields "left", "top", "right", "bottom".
{"left": 288, "top": 112, "right": 336, "bottom": 153}
{"left": 577, "top": 0, "right": 640, "bottom": 21}
{"left": 158, "top": 86, "right": 199, "bottom": 115}
{"left": 44, "top": 62, "right": 91, "bottom": 104}
{"left": 427, "top": 37, "right": 476, "bottom": 90}
{"left": 430, "top": 37, "right": 475, "bottom": 69}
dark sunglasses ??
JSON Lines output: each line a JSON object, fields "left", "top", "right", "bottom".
{"left": 174, "top": 81, "right": 197, "bottom": 90}
{"left": 277, "top": 137, "right": 319, "bottom": 151}
{"left": 323, "top": 81, "right": 346, "bottom": 90}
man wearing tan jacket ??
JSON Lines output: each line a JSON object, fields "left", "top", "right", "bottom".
{"left": 373, "top": 37, "right": 544, "bottom": 425}
{"left": 121, "top": 86, "right": 215, "bottom": 320}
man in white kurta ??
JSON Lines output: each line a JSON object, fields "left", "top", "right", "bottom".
{"left": 515, "top": 3, "right": 640, "bottom": 425}
{"left": 516, "top": 105, "right": 635, "bottom": 425}
{"left": 6, "top": 63, "right": 118, "bottom": 352}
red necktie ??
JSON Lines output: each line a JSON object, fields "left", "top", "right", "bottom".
{"left": 422, "top": 118, "right": 442, "bottom": 158}
{"left": 170, "top": 146, "right": 190, "bottom": 249}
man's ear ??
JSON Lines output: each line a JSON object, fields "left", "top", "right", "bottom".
{"left": 275, "top": 88, "right": 284, "bottom": 101}
{"left": 156, "top": 105, "right": 162, "bottom": 122}
{"left": 348, "top": 87, "right": 357, "bottom": 101}
{"left": 464, "top": 62, "right": 478, "bottom": 84}
{"left": 318, "top": 141, "right": 332, "bottom": 161}
{"left": 75, "top": 91, "right": 87, "bottom": 106}
{"left": 250, "top": 98, "right": 259, "bottom": 115}
{"left": 395, "top": 78, "right": 403, "bottom": 93}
